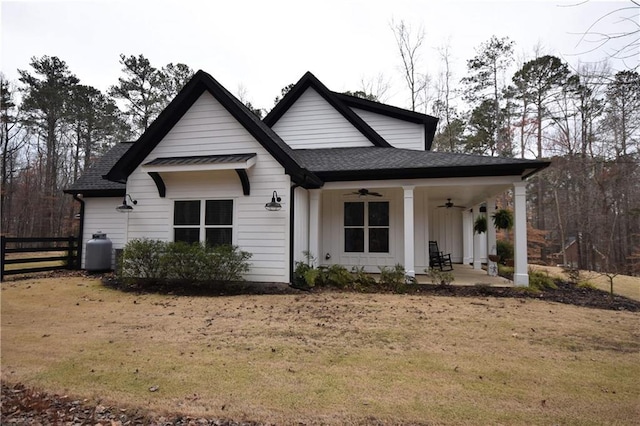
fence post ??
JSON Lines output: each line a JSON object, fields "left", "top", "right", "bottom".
{"left": 1, "top": 235, "right": 5, "bottom": 281}
{"left": 67, "top": 236, "right": 74, "bottom": 270}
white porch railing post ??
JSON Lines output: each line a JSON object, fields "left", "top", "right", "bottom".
{"left": 403, "top": 186, "right": 415, "bottom": 278}
{"left": 513, "top": 182, "right": 529, "bottom": 286}
{"left": 309, "top": 189, "right": 321, "bottom": 267}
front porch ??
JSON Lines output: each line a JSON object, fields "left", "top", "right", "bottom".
{"left": 415, "top": 263, "right": 512, "bottom": 286}
{"left": 299, "top": 178, "right": 531, "bottom": 286}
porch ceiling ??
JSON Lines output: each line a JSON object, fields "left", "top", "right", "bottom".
{"left": 322, "top": 177, "right": 517, "bottom": 209}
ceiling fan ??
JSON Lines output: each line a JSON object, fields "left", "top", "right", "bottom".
{"left": 345, "top": 188, "right": 383, "bottom": 197}
{"left": 437, "top": 198, "right": 466, "bottom": 209}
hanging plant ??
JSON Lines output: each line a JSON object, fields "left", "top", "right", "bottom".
{"left": 492, "top": 208, "right": 514, "bottom": 231}
{"left": 474, "top": 215, "right": 487, "bottom": 234}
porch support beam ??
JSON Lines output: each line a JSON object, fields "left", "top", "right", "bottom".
{"left": 486, "top": 198, "right": 497, "bottom": 255}
{"left": 309, "top": 189, "right": 321, "bottom": 267}
{"left": 472, "top": 205, "right": 482, "bottom": 270}
{"left": 403, "top": 186, "right": 415, "bottom": 278}
{"left": 462, "top": 209, "right": 473, "bottom": 264}
{"left": 513, "top": 182, "right": 529, "bottom": 286}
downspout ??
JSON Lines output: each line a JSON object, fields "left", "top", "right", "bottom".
{"left": 72, "top": 194, "right": 85, "bottom": 270}
{"left": 289, "top": 184, "right": 300, "bottom": 284}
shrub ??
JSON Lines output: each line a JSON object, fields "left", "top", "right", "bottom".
{"left": 160, "top": 241, "right": 210, "bottom": 281}
{"left": 496, "top": 240, "right": 514, "bottom": 264}
{"left": 351, "top": 266, "right": 377, "bottom": 291}
{"left": 379, "top": 264, "right": 408, "bottom": 292}
{"left": 528, "top": 269, "right": 557, "bottom": 291}
{"left": 118, "top": 238, "right": 166, "bottom": 280}
{"left": 562, "top": 266, "right": 580, "bottom": 285}
{"left": 317, "top": 264, "right": 353, "bottom": 288}
{"left": 293, "top": 251, "right": 319, "bottom": 288}
{"left": 208, "top": 244, "right": 252, "bottom": 282}
{"left": 577, "top": 281, "right": 597, "bottom": 290}
{"left": 498, "top": 265, "right": 514, "bottom": 280}
{"left": 118, "top": 239, "right": 252, "bottom": 286}
{"left": 427, "top": 268, "right": 455, "bottom": 285}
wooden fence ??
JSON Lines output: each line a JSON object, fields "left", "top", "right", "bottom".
{"left": 1, "top": 236, "right": 79, "bottom": 280}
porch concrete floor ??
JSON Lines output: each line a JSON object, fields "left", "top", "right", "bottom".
{"left": 414, "top": 263, "right": 513, "bottom": 287}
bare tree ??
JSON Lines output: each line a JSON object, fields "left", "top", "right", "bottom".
{"left": 359, "top": 73, "right": 391, "bottom": 103}
{"left": 572, "top": 0, "right": 640, "bottom": 70}
{"left": 390, "top": 19, "right": 428, "bottom": 111}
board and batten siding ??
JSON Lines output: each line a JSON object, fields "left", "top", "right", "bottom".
{"left": 428, "top": 206, "right": 465, "bottom": 263}
{"left": 272, "top": 88, "right": 373, "bottom": 149}
{"left": 81, "top": 197, "right": 127, "bottom": 269}
{"left": 319, "top": 188, "right": 404, "bottom": 272}
{"left": 125, "top": 92, "right": 291, "bottom": 283}
{"left": 352, "top": 108, "right": 425, "bottom": 151}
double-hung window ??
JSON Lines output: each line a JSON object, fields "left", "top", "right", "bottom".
{"left": 344, "top": 201, "right": 389, "bottom": 253}
{"left": 174, "top": 200, "right": 233, "bottom": 246}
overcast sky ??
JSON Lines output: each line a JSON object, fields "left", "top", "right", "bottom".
{"left": 1, "top": 0, "right": 638, "bottom": 111}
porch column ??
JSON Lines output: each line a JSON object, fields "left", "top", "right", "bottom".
{"left": 309, "top": 189, "right": 321, "bottom": 267}
{"left": 472, "top": 205, "right": 482, "bottom": 270}
{"left": 486, "top": 199, "right": 497, "bottom": 255}
{"left": 403, "top": 186, "right": 415, "bottom": 278}
{"left": 513, "top": 182, "right": 529, "bottom": 286}
{"left": 462, "top": 209, "right": 473, "bottom": 264}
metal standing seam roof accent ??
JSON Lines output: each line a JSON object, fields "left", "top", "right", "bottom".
{"left": 143, "top": 153, "right": 257, "bottom": 167}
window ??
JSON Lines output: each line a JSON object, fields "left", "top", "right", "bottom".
{"left": 344, "top": 201, "right": 389, "bottom": 253}
{"left": 174, "top": 200, "right": 233, "bottom": 246}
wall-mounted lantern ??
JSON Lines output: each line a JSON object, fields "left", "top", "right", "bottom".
{"left": 116, "top": 194, "right": 137, "bottom": 213}
{"left": 265, "top": 191, "right": 282, "bottom": 211}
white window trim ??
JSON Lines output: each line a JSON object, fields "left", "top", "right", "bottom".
{"left": 343, "top": 200, "right": 391, "bottom": 254}
{"left": 171, "top": 198, "right": 236, "bottom": 245}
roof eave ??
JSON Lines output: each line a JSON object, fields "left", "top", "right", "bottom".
{"left": 63, "top": 188, "right": 126, "bottom": 197}
{"left": 312, "top": 162, "right": 550, "bottom": 182}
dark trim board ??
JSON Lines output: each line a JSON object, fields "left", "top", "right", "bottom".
{"left": 235, "top": 169, "right": 250, "bottom": 196}
{"left": 148, "top": 172, "right": 166, "bottom": 197}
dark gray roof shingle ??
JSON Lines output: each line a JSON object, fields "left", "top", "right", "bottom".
{"left": 63, "top": 142, "right": 133, "bottom": 195}
{"left": 293, "top": 147, "right": 549, "bottom": 180}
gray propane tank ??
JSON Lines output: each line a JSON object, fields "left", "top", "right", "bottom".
{"left": 85, "top": 231, "right": 112, "bottom": 271}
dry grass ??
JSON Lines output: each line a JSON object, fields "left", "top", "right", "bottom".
{"left": 530, "top": 264, "right": 640, "bottom": 301}
{"left": 2, "top": 277, "right": 639, "bottom": 425}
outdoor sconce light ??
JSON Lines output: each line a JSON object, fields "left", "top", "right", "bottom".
{"left": 116, "top": 194, "right": 137, "bottom": 213}
{"left": 265, "top": 191, "right": 282, "bottom": 211}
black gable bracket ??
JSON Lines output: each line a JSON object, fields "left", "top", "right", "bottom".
{"left": 148, "top": 172, "right": 166, "bottom": 198}
{"left": 235, "top": 169, "right": 250, "bottom": 195}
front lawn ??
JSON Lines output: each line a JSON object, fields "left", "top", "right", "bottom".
{"left": 2, "top": 276, "right": 639, "bottom": 425}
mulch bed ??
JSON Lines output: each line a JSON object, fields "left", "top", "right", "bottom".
{"left": 2, "top": 271, "right": 638, "bottom": 424}
{"left": 0, "top": 382, "right": 264, "bottom": 426}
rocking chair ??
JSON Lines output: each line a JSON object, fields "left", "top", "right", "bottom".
{"left": 428, "top": 241, "right": 453, "bottom": 271}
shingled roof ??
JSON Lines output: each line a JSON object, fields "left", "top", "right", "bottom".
{"left": 63, "top": 142, "right": 133, "bottom": 196}
{"left": 293, "top": 147, "right": 550, "bottom": 181}
{"left": 105, "top": 70, "right": 322, "bottom": 189}
{"left": 64, "top": 72, "right": 550, "bottom": 196}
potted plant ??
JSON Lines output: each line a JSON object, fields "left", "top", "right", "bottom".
{"left": 474, "top": 215, "right": 487, "bottom": 234}
{"left": 492, "top": 208, "right": 513, "bottom": 233}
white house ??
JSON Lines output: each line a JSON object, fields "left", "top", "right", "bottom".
{"left": 65, "top": 71, "right": 550, "bottom": 286}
